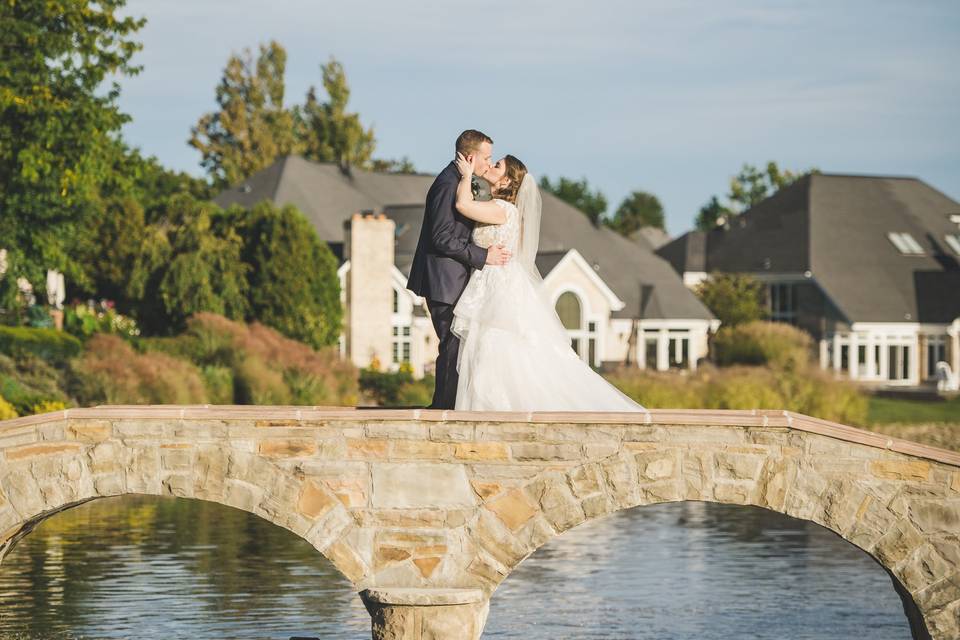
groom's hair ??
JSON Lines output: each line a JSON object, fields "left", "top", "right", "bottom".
{"left": 456, "top": 129, "right": 493, "bottom": 156}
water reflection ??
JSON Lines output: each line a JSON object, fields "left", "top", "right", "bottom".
{"left": 485, "top": 501, "right": 911, "bottom": 639}
{"left": 0, "top": 498, "right": 911, "bottom": 639}
{"left": 0, "top": 496, "right": 368, "bottom": 639}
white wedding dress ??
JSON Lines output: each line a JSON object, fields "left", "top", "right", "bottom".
{"left": 452, "top": 175, "right": 645, "bottom": 412}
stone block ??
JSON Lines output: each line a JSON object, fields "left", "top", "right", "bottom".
{"left": 299, "top": 479, "right": 338, "bottom": 519}
{"left": 372, "top": 464, "right": 475, "bottom": 509}
{"left": 869, "top": 459, "right": 931, "bottom": 482}
{"left": 391, "top": 440, "right": 450, "bottom": 460}
{"left": 714, "top": 452, "right": 763, "bottom": 481}
{"left": 346, "top": 439, "right": 389, "bottom": 460}
{"left": 5, "top": 442, "right": 83, "bottom": 462}
{"left": 510, "top": 443, "right": 582, "bottom": 462}
{"left": 908, "top": 500, "right": 960, "bottom": 535}
{"left": 67, "top": 420, "right": 112, "bottom": 443}
{"left": 454, "top": 442, "right": 509, "bottom": 461}
{"left": 485, "top": 489, "right": 537, "bottom": 532}
{"left": 257, "top": 438, "right": 317, "bottom": 458}
{"left": 635, "top": 450, "right": 678, "bottom": 482}
{"left": 872, "top": 519, "right": 924, "bottom": 567}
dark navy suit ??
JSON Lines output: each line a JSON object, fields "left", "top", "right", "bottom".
{"left": 407, "top": 162, "right": 489, "bottom": 409}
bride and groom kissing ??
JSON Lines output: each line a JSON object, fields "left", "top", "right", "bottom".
{"left": 407, "top": 129, "right": 643, "bottom": 413}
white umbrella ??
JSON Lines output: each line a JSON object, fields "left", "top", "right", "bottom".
{"left": 46, "top": 269, "right": 65, "bottom": 309}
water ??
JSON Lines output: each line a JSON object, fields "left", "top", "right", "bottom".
{"left": 0, "top": 497, "right": 911, "bottom": 639}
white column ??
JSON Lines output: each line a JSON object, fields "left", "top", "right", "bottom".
{"left": 866, "top": 334, "right": 876, "bottom": 379}
{"left": 849, "top": 333, "right": 859, "bottom": 380}
{"left": 832, "top": 333, "right": 842, "bottom": 374}
{"left": 819, "top": 339, "right": 828, "bottom": 370}
{"left": 657, "top": 330, "right": 669, "bottom": 372}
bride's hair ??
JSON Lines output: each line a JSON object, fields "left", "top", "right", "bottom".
{"left": 493, "top": 155, "right": 527, "bottom": 204}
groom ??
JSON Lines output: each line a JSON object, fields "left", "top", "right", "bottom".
{"left": 407, "top": 129, "right": 512, "bottom": 409}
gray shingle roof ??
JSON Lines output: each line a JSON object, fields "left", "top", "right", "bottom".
{"left": 658, "top": 173, "right": 960, "bottom": 324}
{"left": 214, "top": 155, "right": 715, "bottom": 322}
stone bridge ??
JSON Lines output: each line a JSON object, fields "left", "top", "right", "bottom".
{"left": 1, "top": 406, "right": 958, "bottom": 639}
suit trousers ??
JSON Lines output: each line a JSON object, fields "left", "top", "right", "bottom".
{"left": 427, "top": 299, "right": 459, "bottom": 409}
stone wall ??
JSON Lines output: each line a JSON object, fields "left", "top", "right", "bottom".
{"left": 1, "top": 407, "right": 958, "bottom": 639}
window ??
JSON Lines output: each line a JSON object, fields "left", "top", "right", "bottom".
{"left": 887, "top": 232, "right": 924, "bottom": 255}
{"left": 392, "top": 289, "right": 399, "bottom": 314}
{"left": 887, "top": 344, "right": 911, "bottom": 381}
{"left": 668, "top": 334, "right": 690, "bottom": 369}
{"left": 555, "top": 292, "right": 600, "bottom": 367}
{"left": 392, "top": 325, "right": 411, "bottom": 364}
{"left": 927, "top": 336, "right": 947, "bottom": 378}
{"left": 945, "top": 234, "right": 960, "bottom": 256}
{"left": 556, "top": 292, "right": 581, "bottom": 330}
{"left": 767, "top": 283, "right": 796, "bottom": 324}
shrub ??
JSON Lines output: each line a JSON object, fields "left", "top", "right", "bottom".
{"left": 695, "top": 273, "right": 767, "bottom": 327}
{"left": 140, "top": 313, "right": 358, "bottom": 406}
{"left": 30, "top": 399, "right": 67, "bottom": 415}
{"left": 70, "top": 334, "right": 209, "bottom": 405}
{"left": 606, "top": 362, "right": 867, "bottom": 426}
{"left": 0, "top": 395, "right": 16, "bottom": 420}
{"left": 0, "top": 353, "right": 70, "bottom": 414}
{"left": 0, "top": 326, "right": 82, "bottom": 363}
{"left": 64, "top": 300, "right": 141, "bottom": 339}
{"left": 712, "top": 321, "right": 813, "bottom": 369}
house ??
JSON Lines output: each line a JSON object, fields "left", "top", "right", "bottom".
{"left": 216, "top": 155, "right": 717, "bottom": 377}
{"left": 657, "top": 173, "right": 960, "bottom": 389}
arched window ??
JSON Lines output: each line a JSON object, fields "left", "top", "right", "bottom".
{"left": 555, "top": 292, "right": 582, "bottom": 330}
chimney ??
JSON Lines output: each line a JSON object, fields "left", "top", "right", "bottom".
{"left": 343, "top": 212, "right": 396, "bottom": 370}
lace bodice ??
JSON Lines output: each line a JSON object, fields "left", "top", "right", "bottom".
{"left": 471, "top": 200, "right": 520, "bottom": 252}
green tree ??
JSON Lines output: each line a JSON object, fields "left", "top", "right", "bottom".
{"left": 370, "top": 156, "right": 418, "bottom": 174}
{"left": 189, "top": 41, "right": 299, "bottom": 187}
{"left": 0, "top": 0, "right": 145, "bottom": 292}
{"left": 232, "top": 202, "right": 342, "bottom": 348}
{"left": 694, "top": 195, "right": 733, "bottom": 231}
{"left": 607, "top": 190, "right": 665, "bottom": 235}
{"left": 728, "top": 161, "right": 801, "bottom": 212}
{"left": 695, "top": 273, "right": 767, "bottom": 327}
{"left": 296, "top": 58, "right": 376, "bottom": 169}
{"left": 539, "top": 176, "right": 607, "bottom": 225}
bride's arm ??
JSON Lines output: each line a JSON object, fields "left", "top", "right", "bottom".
{"left": 455, "top": 153, "right": 507, "bottom": 225}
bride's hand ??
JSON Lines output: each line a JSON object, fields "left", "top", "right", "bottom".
{"left": 455, "top": 152, "right": 473, "bottom": 179}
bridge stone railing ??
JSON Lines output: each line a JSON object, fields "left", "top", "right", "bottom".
{"left": 1, "top": 406, "right": 958, "bottom": 639}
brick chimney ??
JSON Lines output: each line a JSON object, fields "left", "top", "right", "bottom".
{"left": 343, "top": 213, "right": 395, "bottom": 370}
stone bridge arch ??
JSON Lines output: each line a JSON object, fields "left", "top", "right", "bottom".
{"left": 1, "top": 406, "right": 958, "bottom": 639}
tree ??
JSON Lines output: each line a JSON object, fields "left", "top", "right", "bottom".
{"left": 539, "top": 176, "right": 607, "bottom": 225}
{"left": 607, "top": 190, "right": 665, "bottom": 235}
{"left": 694, "top": 161, "right": 813, "bottom": 231}
{"left": 296, "top": 58, "right": 376, "bottom": 169}
{"left": 728, "top": 161, "right": 801, "bottom": 212}
{"left": 189, "top": 41, "right": 299, "bottom": 187}
{"left": 695, "top": 273, "right": 767, "bottom": 327}
{"left": 694, "top": 196, "right": 733, "bottom": 231}
{"left": 0, "top": 0, "right": 145, "bottom": 291}
{"left": 370, "top": 157, "right": 418, "bottom": 174}
{"left": 232, "top": 202, "right": 342, "bottom": 348}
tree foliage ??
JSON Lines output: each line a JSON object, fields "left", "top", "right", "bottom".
{"left": 539, "top": 176, "right": 608, "bottom": 225}
{"left": 607, "top": 190, "right": 665, "bottom": 234}
{"left": 695, "top": 162, "right": 813, "bottom": 231}
{"left": 232, "top": 201, "right": 342, "bottom": 349}
{"left": 296, "top": 58, "right": 376, "bottom": 169}
{"left": 0, "top": 0, "right": 145, "bottom": 289}
{"left": 370, "top": 156, "right": 418, "bottom": 174}
{"left": 695, "top": 273, "right": 767, "bottom": 327}
{"left": 189, "top": 40, "right": 299, "bottom": 188}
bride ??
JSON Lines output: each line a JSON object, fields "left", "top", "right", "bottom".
{"left": 451, "top": 152, "right": 645, "bottom": 412}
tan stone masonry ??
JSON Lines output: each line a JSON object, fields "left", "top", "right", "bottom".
{"left": 1, "top": 405, "right": 958, "bottom": 639}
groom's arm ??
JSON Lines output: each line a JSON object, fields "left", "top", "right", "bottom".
{"left": 429, "top": 181, "right": 488, "bottom": 270}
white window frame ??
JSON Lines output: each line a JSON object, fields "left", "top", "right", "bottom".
{"left": 887, "top": 232, "right": 924, "bottom": 255}
{"left": 552, "top": 286, "right": 603, "bottom": 368}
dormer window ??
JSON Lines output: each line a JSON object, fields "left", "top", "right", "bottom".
{"left": 887, "top": 232, "right": 923, "bottom": 255}
{"left": 945, "top": 234, "right": 960, "bottom": 255}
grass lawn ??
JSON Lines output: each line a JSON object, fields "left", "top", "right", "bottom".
{"left": 867, "top": 395, "right": 960, "bottom": 426}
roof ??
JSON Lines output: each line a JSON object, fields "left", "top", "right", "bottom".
{"left": 658, "top": 173, "right": 960, "bottom": 324}
{"left": 215, "top": 155, "right": 715, "bottom": 322}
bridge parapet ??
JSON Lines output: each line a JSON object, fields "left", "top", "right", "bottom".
{"left": 1, "top": 406, "right": 958, "bottom": 639}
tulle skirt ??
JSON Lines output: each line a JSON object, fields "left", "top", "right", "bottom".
{"left": 451, "top": 262, "right": 645, "bottom": 412}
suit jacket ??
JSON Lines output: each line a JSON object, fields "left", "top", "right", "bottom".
{"left": 407, "top": 162, "right": 489, "bottom": 305}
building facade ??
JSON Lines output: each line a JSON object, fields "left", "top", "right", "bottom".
{"left": 658, "top": 173, "right": 960, "bottom": 389}
{"left": 216, "top": 156, "right": 717, "bottom": 378}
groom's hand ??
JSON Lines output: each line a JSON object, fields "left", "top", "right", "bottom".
{"left": 486, "top": 244, "right": 511, "bottom": 266}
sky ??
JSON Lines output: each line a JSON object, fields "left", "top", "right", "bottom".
{"left": 117, "top": 0, "right": 960, "bottom": 236}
